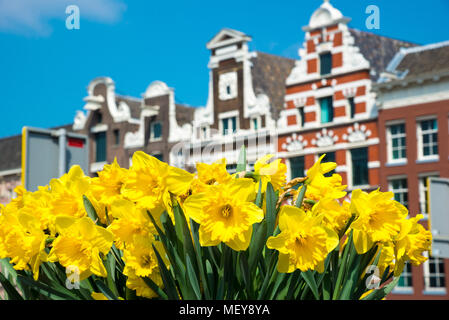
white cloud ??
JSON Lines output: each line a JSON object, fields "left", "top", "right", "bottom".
{"left": 0, "top": 0, "right": 126, "bottom": 36}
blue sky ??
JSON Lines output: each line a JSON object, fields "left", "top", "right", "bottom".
{"left": 1, "top": 0, "right": 448, "bottom": 138}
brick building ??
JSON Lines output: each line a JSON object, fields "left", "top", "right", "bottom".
{"left": 375, "top": 41, "right": 449, "bottom": 299}
{"left": 276, "top": 0, "right": 414, "bottom": 193}
{"left": 0, "top": 0, "right": 448, "bottom": 301}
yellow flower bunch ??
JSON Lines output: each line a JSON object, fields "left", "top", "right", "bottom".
{"left": 0, "top": 149, "right": 432, "bottom": 301}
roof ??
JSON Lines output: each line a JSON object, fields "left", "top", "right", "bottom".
{"left": 0, "top": 134, "right": 21, "bottom": 172}
{"left": 394, "top": 41, "right": 449, "bottom": 79}
{"left": 0, "top": 124, "right": 76, "bottom": 174}
{"left": 175, "top": 104, "right": 195, "bottom": 126}
{"left": 115, "top": 95, "right": 142, "bottom": 119}
{"left": 349, "top": 28, "right": 417, "bottom": 81}
{"left": 250, "top": 51, "right": 296, "bottom": 120}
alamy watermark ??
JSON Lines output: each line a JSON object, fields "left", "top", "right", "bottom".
{"left": 65, "top": 5, "right": 80, "bottom": 30}
{"left": 65, "top": 265, "right": 80, "bottom": 290}
{"left": 365, "top": 5, "right": 380, "bottom": 30}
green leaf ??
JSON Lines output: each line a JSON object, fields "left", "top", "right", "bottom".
{"left": 152, "top": 244, "right": 179, "bottom": 300}
{"left": 95, "top": 280, "right": 118, "bottom": 300}
{"left": 173, "top": 203, "right": 198, "bottom": 273}
{"left": 83, "top": 195, "right": 99, "bottom": 223}
{"left": 322, "top": 272, "right": 332, "bottom": 300}
{"left": 190, "top": 219, "right": 211, "bottom": 299}
{"left": 238, "top": 251, "right": 252, "bottom": 297}
{"left": 248, "top": 221, "right": 267, "bottom": 275}
{"left": 255, "top": 179, "right": 263, "bottom": 208}
{"left": 142, "top": 277, "right": 168, "bottom": 300}
{"left": 265, "top": 182, "right": 277, "bottom": 237}
{"left": 332, "top": 230, "right": 353, "bottom": 300}
{"left": 301, "top": 270, "right": 320, "bottom": 300}
{"left": 186, "top": 255, "right": 201, "bottom": 299}
{"left": 0, "top": 271, "right": 23, "bottom": 300}
{"left": 295, "top": 184, "right": 307, "bottom": 207}
{"left": 361, "top": 276, "right": 400, "bottom": 300}
{"left": 339, "top": 254, "right": 362, "bottom": 300}
{"left": 236, "top": 145, "right": 247, "bottom": 173}
{"left": 17, "top": 275, "right": 79, "bottom": 300}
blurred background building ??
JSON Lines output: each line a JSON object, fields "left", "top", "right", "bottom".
{"left": 0, "top": 0, "right": 448, "bottom": 299}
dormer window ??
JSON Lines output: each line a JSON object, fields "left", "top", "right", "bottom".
{"left": 251, "top": 116, "right": 261, "bottom": 131}
{"left": 222, "top": 117, "right": 237, "bottom": 135}
{"left": 218, "top": 71, "right": 238, "bottom": 100}
{"left": 150, "top": 121, "right": 162, "bottom": 141}
{"left": 95, "top": 112, "right": 103, "bottom": 124}
{"left": 319, "top": 52, "right": 332, "bottom": 76}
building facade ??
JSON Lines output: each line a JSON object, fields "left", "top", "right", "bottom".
{"left": 276, "top": 0, "right": 414, "bottom": 193}
{"left": 0, "top": 0, "right": 448, "bottom": 301}
{"left": 375, "top": 41, "right": 449, "bottom": 299}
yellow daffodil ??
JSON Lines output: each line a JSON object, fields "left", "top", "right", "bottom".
{"left": 90, "top": 158, "right": 128, "bottom": 207}
{"left": 392, "top": 214, "right": 431, "bottom": 276}
{"left": 121, "top": 151, "right": 193, "bottom": 218}
{"left": 107, "top": 199, "right": 159, "bottom": 250}
{"left": 183, "top": 178, "right": 263, "bottom": 251}
{"left": 311, "top": 198, "right": 352, "bottom": 233}
{"left": 350, "top": 189, "right": 408, "bottom": 254}
{"left": 195, "top": 158, "right": 232, "bottom": 189}
{"left": 124, "top": 267, "right": 163, "bottom": 299}
{"left": 254, "top": 154, "right": 287, "bottom": 192}
{"left": 0, "top": 212, "right": 48, "bottom": 280}
{"left": 47, "top": 216, "right": 114, "bottom": 280}
{"left": 302, "top": 154, "right": 347, "bottom": 201}
{"left": 48, "top": 165, "right": 91, "bottom": 223}
{"left": 122, "top": 235, "right": 167, "bottom": 278}
{"left": 267, "top": 205, "right": 339, "bottom": 273}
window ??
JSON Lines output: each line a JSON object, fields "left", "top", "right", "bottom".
{"left": 251, "top": 117, "right": 259, "bottom": 131}
{"left": 222, "top": 117, "right": 237, "bottom": 135}
{"left": 389, "top": 178, "right": 408, "bottom": 208}
{"left": 113, "top": 129, "right": 120, "bottom": 146}
{"left": 348, "top": 97, "right": 356, "bottom": 119}
{"left": 396, "top": 262, "right": 413, "bottom": 291}
{"left": 351, "top": 148, "right": 368, "bottom": 186}
{"left": 418, "top": 118, "right": 438, "bottom": 159}
{"left": 319, "top": 52, "right": 332, "bottom": 75}
{"left": 150, "top": 122, "right": 162, "bottom": 141}
{"left": 290, "top": 156, "right": 305, "bottom": 180}
{"left": 419, "top": 174, "right": 438, "bottom": 218}
{"left": 387, "top": 123, "right": 406, "bottom": 162}
{"left": 423, "top": 253, "right": 446, "bottom": 292}
{"left": 226, "top": 163, "right": 237, "bottom": 174}
{"left": 153, "top": 153, "right": 163, "bottom": 162}
{"left": 95, "top": 131, "right": 107, "bottom": 162}
{"left": 319, "top": 152, "right": 335, "bottom": 177}
{"left": 298, "top": 107, "right": 305, "bottom": 127}
{"left": 95, "top": 112, "right": 103, "bottom": 124}
{"left": 319, "top": 96, "right": 334, "bottom": 124}
{"left": 201, "top": 126, "right": 208, "bottom": 140}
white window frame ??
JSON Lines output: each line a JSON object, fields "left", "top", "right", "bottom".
{"left": 423, "top": 251, "right": 447, "bottom": 295}
{"left": 218, "top": 71, "right": 238, "bottom": 101}
{"left": 346, "top": 96, "right": 356, "bottom": 120}
{"left": 250, "top": 115, "right": 262, "bottom": 131}
{"left": 392, "top": 261, "right": 414, "bottom": 294}
{"left": 417, "top": 117, "right": 439, "bottom": 162}
{"left": 200, "top": 125, "right": 210, "bottom": 140}
{"left": 418, "top": 172, "right": 439, "bottom": 221}
{"left": 388, "top": 175, "right": 409, "bottom": 209}
{"left": 296, "top": 106, "right": 305, "bottom": 128}
{"left": 150, "top": 121, "right": 163, "bottom": 142}
{"left": 218, "top": 110, "right": 239, "bottom": 136}
{"left": 386, "top": 120, "right": 407, "bottom": 165}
